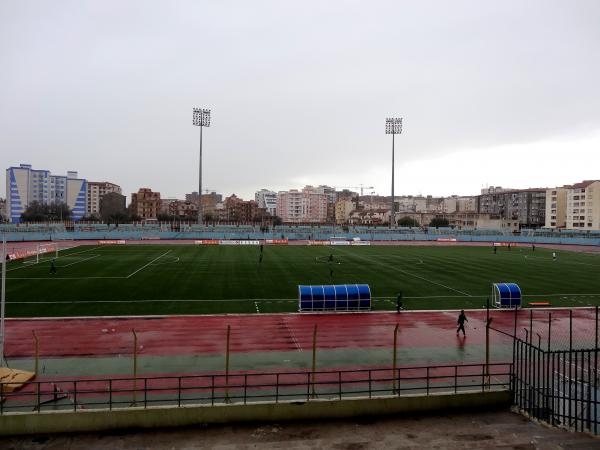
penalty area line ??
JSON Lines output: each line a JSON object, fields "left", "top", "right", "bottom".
{"left": 57, "top": 254, "right": 101, "bottom": 268}
{"left": 126, "top": 250, "right": 172, "bottom": 278}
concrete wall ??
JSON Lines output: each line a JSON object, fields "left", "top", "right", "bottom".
{"left": 0, "top": 390, "right": 511, "bottom": 437}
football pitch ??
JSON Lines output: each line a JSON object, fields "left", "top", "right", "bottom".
{"left": 5, "top": 243, "right": 600, "bottom": 317}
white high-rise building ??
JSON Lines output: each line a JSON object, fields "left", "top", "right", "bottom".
{"left": 6, "top": 164, "right": 87, "bottom": 223}
{"left": 255, "top": 189, "right": 278, "bottom": 217}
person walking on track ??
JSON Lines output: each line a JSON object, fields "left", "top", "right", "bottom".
{"left": 396, "top": 291, "right": 403, "bottom": 313}
{"left": 456, "top": 310, "right": 468, "bottom": 336}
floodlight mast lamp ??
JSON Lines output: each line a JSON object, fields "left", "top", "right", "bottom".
{"left": 192, "top": 108, "right": 211, "bottom": 225}
{"left": 385, "top": 118, "right": 402, "bottom": 229}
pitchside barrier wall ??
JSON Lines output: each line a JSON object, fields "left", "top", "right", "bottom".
{"left": 2, "top": 231, "right": 600, "bottom": 245}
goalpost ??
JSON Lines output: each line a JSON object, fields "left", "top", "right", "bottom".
{"left": 9, "top": 242, "right": 59, "bottom": 265}
{"left": 52, "top": 238, "right": 77, "bottom": 259}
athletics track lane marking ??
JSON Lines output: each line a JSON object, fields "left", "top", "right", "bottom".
{"left": 282, "top": 317, "right": 303, "bottom": 352}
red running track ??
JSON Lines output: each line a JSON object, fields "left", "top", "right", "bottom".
{"left": 5, "top": 309, "right": 596, "bottom": 359}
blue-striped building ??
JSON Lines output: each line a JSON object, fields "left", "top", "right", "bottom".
{"left": 6, "top": 164, "right": 87, "bottom": 223}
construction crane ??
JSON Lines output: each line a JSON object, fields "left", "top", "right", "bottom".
{"left": 334, "top": 184, "right": 374, "bottom": 196}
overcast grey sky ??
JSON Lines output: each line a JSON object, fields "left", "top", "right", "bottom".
{"left": 1, "top": 0, "right": 600, "bottom": 200}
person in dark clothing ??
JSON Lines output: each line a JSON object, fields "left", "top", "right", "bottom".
{"left": 328, "top": 253, "right": 334, "bottom": 263}
{"left": 259, "top": 253, "right": 263, "bottom": 263}
{"left": 493, "top": 246, "right": 497, "bottom": 254}
{"left": 456, "top": 310, "right": 468, "bottom": 336}
{"left": 50, "top": 260, "right": 57, "bottom": 274}
{"left": 508, "top": 243, "right": 511, "bottom": 251}
{"left": 260, "top": 244, "right": 264, "bottom": 254}
{"left": 396, "top": 292, "right": 403, "bottom": 313}
{"left": 532, "top": 243, "right": 535, "bottom": 252}
{"left": 329, "top": 267, "right": 334, "bottom": 280}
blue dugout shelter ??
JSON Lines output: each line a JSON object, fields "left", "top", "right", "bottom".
{"left": 298, "top": 284, "right": 372, "bottom": 312}
{"left": 492, "top": 283, "right": 522, "bottom": 308}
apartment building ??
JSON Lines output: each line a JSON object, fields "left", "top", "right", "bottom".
{"left": 393, "top": 212, "right": 519, "bottom": 231}
{"left": 221, "top": 194, "right": 258, "bottom": 222}
{"left": 335, "top": 199, "right": 355, "bottom": 224}
{"left": 276, "top": 186, "right": 328, "bottom": 223}
{"left": 457, "top": 196, "right": 477, "bottom": 212}
{"left": 130, "top": 188, "right": 161, "bottom": 220}
{"left": 6, "top": 163, "right": 87, "bottom": 222}
{"left": 87, "top": 181, "right": 121, "bottom": 216}
{"left": 168, "top": 200, "right": 198, "bottom": 219}
{"left": 349, "top": 209, "right": 390, "bottom": 225}
{"left": 477, "top": 188, "right": 546, "bottom": 228}
{"left": 545, "top": 186, "right": 568, "bottom": 228}
{"left": 255, "top": 189, "right": 278, "bottom": 217}
{"left": 186, "top": 191, "right": 223, "bottom": 214}
{"left": 565, "top": 180, "right": 600, "bottom": 230}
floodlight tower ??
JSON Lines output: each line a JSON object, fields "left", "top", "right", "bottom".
{"left": 192, "top": 108, "right": 211, "bottom": 225}
{"left": 385, "top": 117, "right": 403, "bottom": 228}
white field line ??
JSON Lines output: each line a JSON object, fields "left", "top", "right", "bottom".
{"left": 7, "top": 298, "right": 296, "bottom": 304}
{"left": 149, "top": 257, "right": 180, "bottom": 265}
{"left": 338, "top": 248, "right": 472, "bottom": 297}
{"left": 508, "top": 254, "right": 599, "bottom": 267}
{"left": 126, "top": 250, "right": 172, "bottom": 278}
{"left": 57, "top": 254, "right": 101, "bottom": 268}
{"left": 378, "top": 294, "right": 600, "bottom": 299}
{"left": 54, "top": 246, "right": 102, "bottom": 257}
{"left": 9, "top": 293, "right": 600, "bottom": 304}
{"left": 8, "top": 276, "right": 126, "bottom": 280}
{"left": 384, "top": 267, "right": 473, "bottom": 296}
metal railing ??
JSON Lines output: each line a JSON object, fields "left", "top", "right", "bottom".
{"left": 513, "top": 336, "right": 600, "bottom": 435}
{"left": 0, "top": 363, "right": 512, "bottom": 415}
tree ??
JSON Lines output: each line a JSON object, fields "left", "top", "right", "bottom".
{"left": 108, "top": 211, "right": 129, "bottom": 225}
{"left": 20, "top": 201, "right": 71, "bottom": 222}
{"left": 429, "top": 217, "right": 450, "bottom": 228}
{"left": 397, "top": 216, "right": 419, "bottom": 227}
{"left": 47, "top": 202, "right": 72, "bottom": 221}
{"left": 20, "top": 201, "right": 46, "bottom": 222}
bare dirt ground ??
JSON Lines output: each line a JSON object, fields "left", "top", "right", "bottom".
{"left": 3, "top": 409, "right": 600, "bottom": 450}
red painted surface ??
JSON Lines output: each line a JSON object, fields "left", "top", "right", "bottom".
{"left": 5, "top": 309, "right": 595, "bottom": 359}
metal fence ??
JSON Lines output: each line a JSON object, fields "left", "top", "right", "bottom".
{"left": 0, "top": 363, "right": 512, "bottom": 414}
{"left": 513, "top": 335, "right": 600, "bottom": 434}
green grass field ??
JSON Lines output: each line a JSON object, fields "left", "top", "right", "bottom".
{"left": 5, "top": 243, "right": 600, "bottom": 317}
